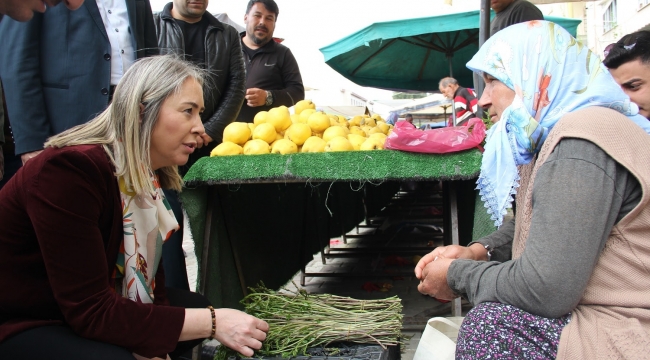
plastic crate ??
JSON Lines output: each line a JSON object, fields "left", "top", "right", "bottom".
{"left": 202, "top": 342, "right": 400, "bottom": 360}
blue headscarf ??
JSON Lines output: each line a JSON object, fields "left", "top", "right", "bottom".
{"left": 466, "top": 21, "right": 650, "bottom": 227}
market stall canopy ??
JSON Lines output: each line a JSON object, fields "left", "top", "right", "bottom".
{"left": 320, "top": 10, "right": 581, "bottom": 92}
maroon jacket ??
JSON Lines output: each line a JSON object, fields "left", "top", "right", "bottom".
{"left": 0, "top": 145, "right": 185, "bottom": 357}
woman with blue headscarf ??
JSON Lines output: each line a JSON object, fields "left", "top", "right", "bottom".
{"left": 415, "top": 21, "right": 650, "bottom": 359}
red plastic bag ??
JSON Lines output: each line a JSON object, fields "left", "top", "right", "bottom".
{"left": 385, "top": 118, "right": 486, "bottom": 154}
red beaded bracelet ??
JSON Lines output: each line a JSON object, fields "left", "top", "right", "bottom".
{"left": 207, "top": 306, "right": 216, "bottom": 340}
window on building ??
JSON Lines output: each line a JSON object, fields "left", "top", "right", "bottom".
{"left": 603, "top": 0, "right": 617, "bottom": 33}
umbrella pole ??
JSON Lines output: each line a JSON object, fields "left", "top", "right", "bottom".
{"left": 447, "top": 56, "right": 458, "bottom": 126}
{"left": 474, "top": 0, "right": 492, "bottom": 116}
{"left": 451, "top": 100, "right": 457, "bottom": 126}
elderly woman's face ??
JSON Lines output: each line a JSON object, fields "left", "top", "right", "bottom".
{"left": 149, "top": 78, "right": 205, "bottom": 171}
{"left": 478, "top": 74, "right": 515, "bottom": 123}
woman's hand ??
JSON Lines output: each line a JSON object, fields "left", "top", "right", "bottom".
{"left": 414, "top": 245, "right": 476, "bottom": 279}
{"left": 214, "top": 308, "right": 269, "bottom": 357}
{"left": 416, "top": 257, "right": 457, "bottom": 300}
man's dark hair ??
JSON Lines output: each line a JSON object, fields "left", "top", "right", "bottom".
{"left": 405, "top": 114, "right": 413, "bottom": 119}
{"left": 603, "top": 30, "right": 650, "bottom": 69}
{"left": 246, "top": 0, "right": 279, "bottom": 18}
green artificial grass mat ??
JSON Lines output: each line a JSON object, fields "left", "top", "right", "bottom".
{"left": 183, "top": 149, "right": 482, "bottom": 185}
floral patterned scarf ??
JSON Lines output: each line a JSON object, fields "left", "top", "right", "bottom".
{"left": 466, "top": 21, "right": 650, "bottom": 227}
{"left": 114, "top": 174, "right": 179, "bottom": 303}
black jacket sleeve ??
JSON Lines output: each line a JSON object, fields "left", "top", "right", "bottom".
{"left": 140, "top": 0, "right": 160, "bottom": 57}
{"left": 270, "top": 48, "right": 304, "bottom": 108}
{"left": 203, "top": 27, "right": 246, "bottom": 143}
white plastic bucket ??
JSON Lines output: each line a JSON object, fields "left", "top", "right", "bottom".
{"left": 412, "top": 316, "right": 464, "bottom": 360}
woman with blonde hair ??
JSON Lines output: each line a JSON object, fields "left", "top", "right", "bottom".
{"left": 0, "top": 55, "right": 268, "bottom": 360}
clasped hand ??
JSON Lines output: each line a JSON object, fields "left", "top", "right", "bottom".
{"left": 414, "top": 245, "right": 479, "bottom": 300}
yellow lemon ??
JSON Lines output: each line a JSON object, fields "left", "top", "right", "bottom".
{"left": 222, "top": 122, "right": 251, "bottom": 146}
{"left": 307, "top": 111, "right": 331, "bottom": 133}
{"left": 375, "top": 121, "right": 389, "bottom": 134}
{"left": 271, "top": 139, "right": 298, "bottom": 155}
{"left": 299, "top": 108, "right": 316, "bottom": 124}
{"left": 301, "top": 136, "right": 327, "bottom": 153}
{"left": 364, "top": 118, "right": 377, "bottom": 127}
{"left": 349, "top": 115, "right": 363, "bottom": 127}
{"left": 349, "top": 126, "right": 366, "bottom": 137}
{"left": 360, "top": 138, "right": 383, "bottom": 150}
{"left": 210, "top": 141, "right": 243, "bottom": 156}
{"left": 266, "top": 106, "right": 292, "bottom": 132}
{"left": 367, "top": 126, "right": 384, "bottom": 135}
{"left": 252, "top": 123, "right": 277, "bottom": 144}
{"left": 337, "top": 116, "right": 349, "bottom": 128}
{"left": 290, "top": 113, "right": 301, "bottom": 124}
{"left": 325, "top": 136, "right": 354, "bottom": 152}
{"left": 253, "top": 111, "right": 268, "bottom": 125}
{"left": 369, "top": 132, "right": 387, "bottom": 147}
{"left": 243, "top": 139, "right": 270, "bottom": 155}
{"left": 347, "top": 134, "right": 367, "bottom": 150}
{"left": 322, "top": 126, "right": 348, "bottom": 143}
{"left": 284, "top": 123, "right": 312, "bottom": 145}
{"left": 294, "top": 99, "right": 316, "bottom": 115}
{"left": 247, "top": 123, "right": 257, "bottom": 138}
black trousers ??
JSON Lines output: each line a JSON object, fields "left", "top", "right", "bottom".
{"left": 0, "top": 288, "right": 210, "bottom": 360}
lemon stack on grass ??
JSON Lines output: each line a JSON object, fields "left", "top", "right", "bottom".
{"left": 211, "top": 100, "right": 393, "bottom": 156}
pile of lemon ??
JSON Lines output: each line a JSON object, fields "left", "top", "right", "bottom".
{"left": 211, "top": 100, "right": 394, "bottom": 156}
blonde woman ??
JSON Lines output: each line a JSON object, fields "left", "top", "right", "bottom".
{"left": 0, "top": 55, "right": 268, "bottom": 360}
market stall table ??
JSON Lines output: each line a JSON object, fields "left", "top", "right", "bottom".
{"left": 179, "top": 149, "right": 491, "bottom": 317}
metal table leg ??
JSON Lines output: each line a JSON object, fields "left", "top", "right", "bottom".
{"left": 448, "top": 181, "right": 462, "bottom": 317}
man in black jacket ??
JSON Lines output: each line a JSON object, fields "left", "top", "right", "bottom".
{"left": 490, "top": 0, "right": 543, "bottom": 35}
{"left": 154, "top": 0, "right": 245, "bottom": 157}
{"left": 238, "top": 0, "right": 304, "bottom": 122}
{"left": 153, "top": 0, "right": 246, "bottom": 291}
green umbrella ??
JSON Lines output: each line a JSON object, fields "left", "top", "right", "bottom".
{"left": 320, "top": 10, "right": 581, "bottom": 92}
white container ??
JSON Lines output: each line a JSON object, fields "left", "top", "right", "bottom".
{"left": 412, "top": 316, "right": 464, "bottom": 360}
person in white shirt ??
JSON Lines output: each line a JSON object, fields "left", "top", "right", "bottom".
{"left": 0, "top": 0, "right": 158, "bottom": 165}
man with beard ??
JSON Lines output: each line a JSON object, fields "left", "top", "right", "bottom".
{"left": 237, "top": 0, "right": 304, "bottom": 122}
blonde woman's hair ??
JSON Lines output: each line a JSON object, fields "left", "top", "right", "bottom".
{"left": 45, "top": 55, "right": 205, "bottom": 194}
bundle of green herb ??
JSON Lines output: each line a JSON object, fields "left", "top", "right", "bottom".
{"left": 215, "top": 284, "right": 403, "bottom": 359}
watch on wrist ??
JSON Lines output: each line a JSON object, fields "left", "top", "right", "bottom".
{"left": 265, "top": 90, "right": 273, "bottom": 106}
{"left": 483, "top": 243, "right": 493, "bottom": 261}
